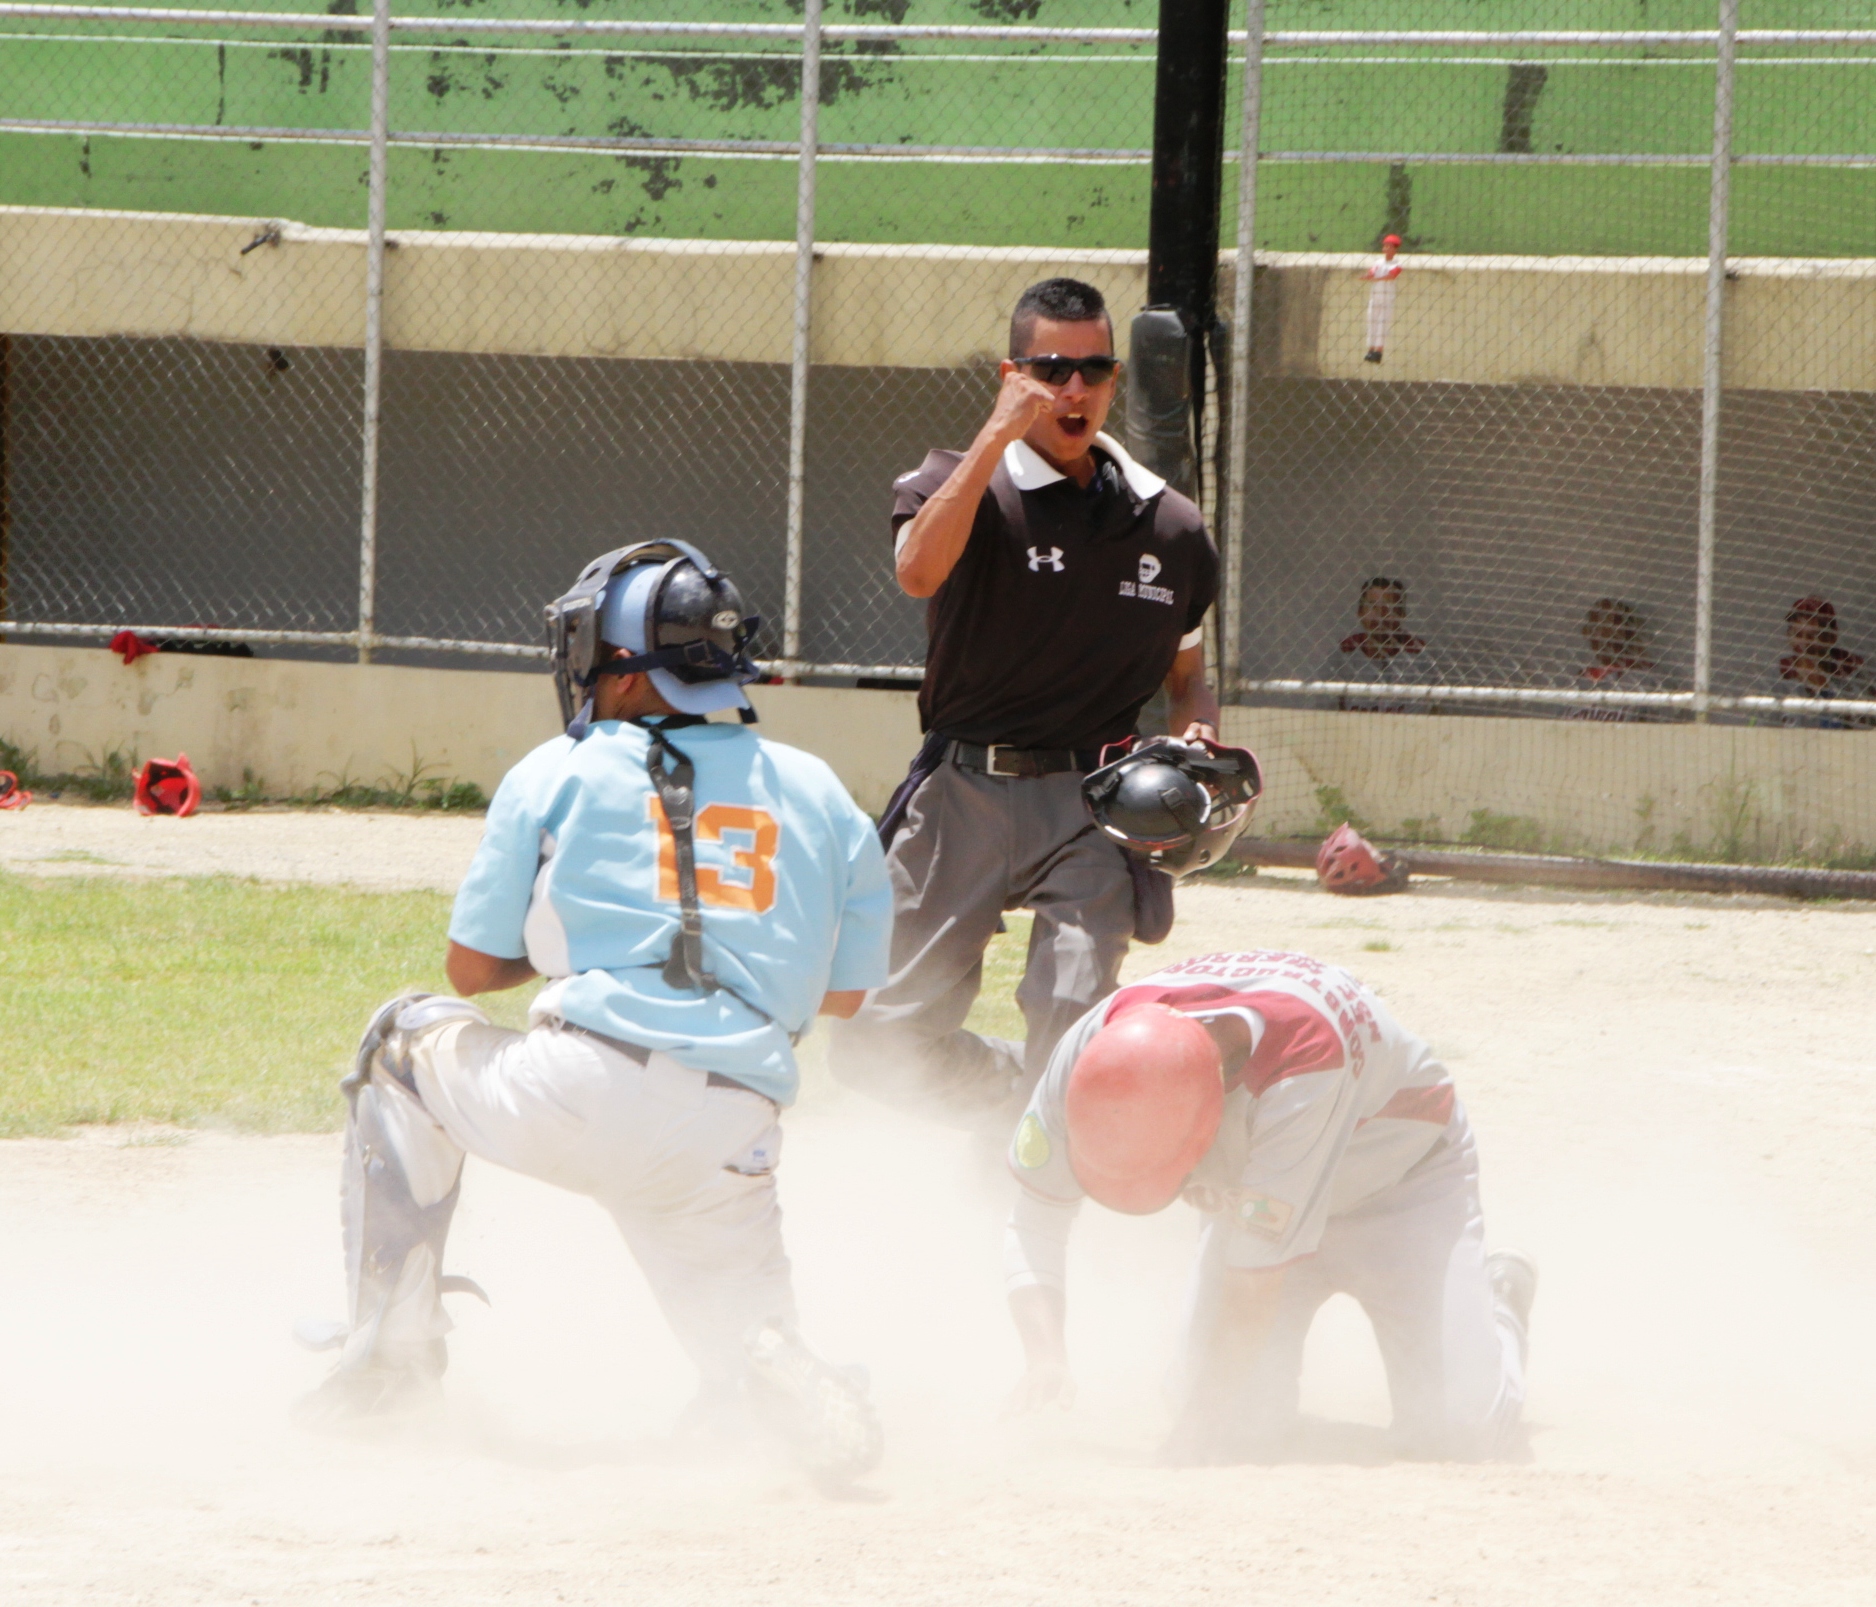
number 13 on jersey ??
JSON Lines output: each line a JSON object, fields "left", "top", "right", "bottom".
{"left": 649, "top": 799, "right": 781, "bottom": 913}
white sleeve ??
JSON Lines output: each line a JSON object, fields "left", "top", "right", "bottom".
{"left": 1004, "top": 1188, "right": 1081, "bottom": 1295}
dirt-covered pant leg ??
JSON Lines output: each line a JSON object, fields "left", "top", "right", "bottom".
{"left": 1185, "top": 1120, "right": 1525, "bottom": 1461}
{"left": 362, "top": 1018, "right": 794, "bottom": 1388}
{"left": 827, "top": 762, "right": 1021, "bottom": 1119}
{"left": 829, "top": 762, "right": 1132, "bottom": 1119}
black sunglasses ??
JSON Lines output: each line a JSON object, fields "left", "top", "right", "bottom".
{"left": 1014, "top": 354, "right": 1119, "bottom": 386}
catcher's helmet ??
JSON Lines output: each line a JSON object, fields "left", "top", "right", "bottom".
{"left": 1081, "top": 736, "right": 1262, "bottom": 878}
{"left": 1316, "top": 821, "right": 1410, "bottom": 896}
{"left": 545, "top": 540, "right": 760, "bottom": 735}
{"left": 134, "top": 754, "right": 201, "bottom": 818}
{"left": 1065, "top": 1003, "right": 1224, "bottom": 1214}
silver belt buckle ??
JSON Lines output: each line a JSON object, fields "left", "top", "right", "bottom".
{"left": 984, "top": 743, "right": 1022, "bottom": 778}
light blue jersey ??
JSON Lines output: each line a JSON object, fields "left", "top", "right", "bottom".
{"left": 449, "top": 718, "right": 891, "bottom": 1105}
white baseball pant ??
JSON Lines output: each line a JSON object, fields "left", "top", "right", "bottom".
{"left": 1365, "top": 278, "right": 1397, "bottom": 351}
{"left": 1184, "top": 1116, "right": 1526, "bottom": 1460}
{"left": 350, "top": 1015, "right": 795, "bottom": 1388}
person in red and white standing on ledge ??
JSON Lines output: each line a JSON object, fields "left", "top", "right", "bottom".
{"left": 1361, "top": 233, "right": 1404, "bottom": 364}
{"left": 1002, "top": 949, "right": 1536, "bottom": 1465}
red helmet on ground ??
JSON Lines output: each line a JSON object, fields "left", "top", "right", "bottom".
{"left": 0, "top": 770, "right": 30, "bottom": 811}
{"left": 1064, "top": 1003, "right": 1224, "bottom": 1215}
{"left": 1316, "top": 821, "right": 1409, "bottom": 896}
{"left": 134, "top": 754, "right": 202, "bottom": 818}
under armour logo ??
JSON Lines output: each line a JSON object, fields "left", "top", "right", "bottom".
{"left": 1138, "top": 553, "right": 1162, "bottom": 584}
{"left": 1028, "top": 546, "right": 1065, "bottom": 573}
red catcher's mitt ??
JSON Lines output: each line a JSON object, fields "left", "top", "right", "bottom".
{"left": 1316, "top": 821, "right": 1410, "bottom": 896}
{"left": 0, "top": 770, "right": 30, "bottom": 811}
{"left": 134, "top": 754, "right": 202, "bottom": 818}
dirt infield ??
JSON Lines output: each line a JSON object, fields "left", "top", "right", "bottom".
{"left": 4, "top": 808, "right": 1876, "bottom": 1603}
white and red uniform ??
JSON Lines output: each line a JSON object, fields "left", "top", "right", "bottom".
{"left": 1007, "top": 950, "right": 1526, "bottom": 1458}
{"left": 1363, "top": 255, "right": 1402, "bottom": 351}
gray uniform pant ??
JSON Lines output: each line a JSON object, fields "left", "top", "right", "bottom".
{"left": 828, "top": 758, "right": 1135, "bottom": 1123}
{"left": 1184, "top": 1119, "right": 1527, "bottom": 1461}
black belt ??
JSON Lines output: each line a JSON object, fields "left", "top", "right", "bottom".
{"left": 566, "top": 1025, "right": 772, "bottom": 1104}
{"left": 950, "top": 740, "right": 1101, "bottom": 778}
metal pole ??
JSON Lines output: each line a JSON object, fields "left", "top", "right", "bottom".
{"left": 782, "top": 0, "right": 822, "bottom": 671}
{"left": 356, "top": 0, "right": 390, "bottom": 665}
{"left": 1222, "top": 0, "right": 1265, "bottom": 700}
{"left": 1694, "top": 0, "right": 1738, "bottom": 721}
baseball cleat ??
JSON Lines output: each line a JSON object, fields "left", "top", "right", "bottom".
{"left": 744, "top": 1320, "right": 884, "bottom": 1489}
{"left": 1485, "top": 1249, "right": 1539, "bottom": 1332}
{"left": 292, "top": 1349, "right": 445, "bottom": 1428}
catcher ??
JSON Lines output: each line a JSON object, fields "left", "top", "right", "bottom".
{"left": 1003, "top": 948, "right": 1534, "bottom": 1463}
{"left": 297, "top": 540, "right": 892, "bottom": 1485}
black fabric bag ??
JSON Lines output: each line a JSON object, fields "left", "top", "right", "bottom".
{"left": 1127, "top": 855, "right": 1176, "bottom": 944}
{"left": 878, "top": 728, "right": 952, "bottom": 849}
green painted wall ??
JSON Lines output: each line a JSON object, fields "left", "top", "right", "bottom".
{"left": 1, "top": 2, "right": 1874, "bottom": 254}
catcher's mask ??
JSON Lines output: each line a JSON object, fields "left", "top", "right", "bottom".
{"left": 1316, "top": 821, "right": 1410, "bottom": 896}
{"left": 134, "top": 754, "right": 201, "bottom": 818}
{"left": 545, "top": 540, "right": 761, "bottom": 737}
{"left": 1081, "top": 736, "right": 1262, "bottom": 878}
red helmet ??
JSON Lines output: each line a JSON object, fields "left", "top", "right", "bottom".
{"left": 1064, "top": 1003, "right": 1224, "bottom": 1215}
{"left": 0, "top": 771, "right": 30, "bottom": 811}
{"left": 1316, "top": 822, "right": 1409, "bottom": 896}
{"left": 134, "top": 754, "right": 202, "bottom": 818}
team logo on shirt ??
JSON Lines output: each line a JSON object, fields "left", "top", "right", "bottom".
{"left": 1120, "top": 552, "right": 1175, "bottom": 605}
{"left": 1027, "top": 546, "right": 1065, "bottom": 573}
{"left": 1236, "top": 1191, "right": 1294, "bottom": 1239}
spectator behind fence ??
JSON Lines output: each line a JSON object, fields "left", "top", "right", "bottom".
{"left": 1325, "top": 575, "right": 1438, "bottom": 712}
{"left": 1568, "top": 597, "right": 1667, "bottom": 722}
{"left": 1773, "top": 595, "right": 1875, "bottom": 728}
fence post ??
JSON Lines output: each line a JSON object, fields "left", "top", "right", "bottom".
{"left": 1694, "top": 0, "right": 1739, "bottom": 721}
{"left": 782, "top": 0, "right": 823, "bottom": 672}
{"left": 1221, "top": 0, "right": 1266, "bottom": 700}
{"left": 356, "top": 0, "right": 391, "bottom": 665}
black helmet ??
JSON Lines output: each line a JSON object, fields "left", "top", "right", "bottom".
{"left": 545, "top": 540, "right": 761, "bottom": 734}
{"left": 1082, "top": 736, "right": 1262, "bottom": 878}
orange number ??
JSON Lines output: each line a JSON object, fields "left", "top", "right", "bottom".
{"left": 649, "top": 799, "right": 780, "bottom": 914}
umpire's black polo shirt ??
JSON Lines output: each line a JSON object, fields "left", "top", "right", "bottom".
{"left": 891, "top": 433, "right": 1218, "bottom": 752}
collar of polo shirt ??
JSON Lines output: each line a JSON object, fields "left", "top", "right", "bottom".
{"left": 1003, "top": 432, "right": 1168, "bottom": 501}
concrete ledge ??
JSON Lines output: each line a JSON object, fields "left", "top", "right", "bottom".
{"left": 1224, "top": 705, "right": 1876, "bottom": 863}
{"left": 3, "top": 204, "right": 1872, "bottom": 388}
{"left": 5, "top": 646, "right": 1870, "bottom": 863}
{"left": 0, "top": 205, "right": 1150, "bottom": 369}
{"left": 0, "top": 645, "right": 923, "bottom": 815}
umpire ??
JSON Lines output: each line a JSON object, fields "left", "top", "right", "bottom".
{"left": 829, "top": 276, "right": 1220, "bottom": 1126}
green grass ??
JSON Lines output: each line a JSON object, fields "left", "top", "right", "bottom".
{"left": 964, "top": 912, "right": 1032, "bottom": 1047}
{"left": 0, "top": 876, "right": 1044, "bottom": 1138}
{"left": 0, "top": 873, "right": 535, "bottom": 1138}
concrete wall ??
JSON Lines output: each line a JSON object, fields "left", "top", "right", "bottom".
{"left": 0, "top": 208, "right": 1153, "bottom": 370}
{"left": 0, "top": 644, "right": 924, "bottom": 814}
{"left": 1227, "top": 706, "right": 1876, "bottom": 863}
{"left": 4, "top": 643, "right": 1871, "bottom": 863}
{"left": 5, "top": 205, "right": 1874, "bottom": 389}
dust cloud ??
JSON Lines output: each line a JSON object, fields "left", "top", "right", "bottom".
{"left": 5, "top": 873, "right": 1876, "bottom": 1602}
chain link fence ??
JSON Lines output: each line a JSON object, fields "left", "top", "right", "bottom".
{"left": 2, "top": 3, "right": 1875, "bottom": 859}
